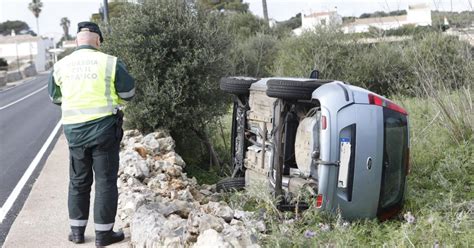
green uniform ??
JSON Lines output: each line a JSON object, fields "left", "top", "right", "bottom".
{"left": 48, "top": 45, "right": 135, "bottom": 232}
{"left": 48, "top": 45, "right": 135, "bottom": 147}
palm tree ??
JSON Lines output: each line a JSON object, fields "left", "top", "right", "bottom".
{"left": 28, "top": 0, "right": 43, "bottom": 35}
{"left": 60, "top": 17, "right": 71, "bottom": 40}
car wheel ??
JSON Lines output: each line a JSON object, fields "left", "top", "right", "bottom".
{"left": 266, "top": 79, "right": 332, "bottom": 100}
{"left": 220, "top": 77, "right": 258, "bottom": 96}
{"left": 216, "top": 177, "right": 246, "bottom": 192}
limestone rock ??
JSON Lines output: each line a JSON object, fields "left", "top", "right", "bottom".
{"left": 162, "top": 151, "right": 186, "bottom": 168}
{"left": 133, "top": 144, "right": 147, "bottom": 158}
{"left": 234, "top": 210, "right": 253, "bottom": 221}
{"left": 203, "top": 202, "right": 235, "bottom": 223}
{"left": 193, "top": 229, "right": 232, "bottom": 248}
{"left": 131, "top": 204, "right": 187, "bottom": 248}
{"left": 119, "top": 129, "right": 260, "bottom": 247}
{"left": 157, "top": 137, "right": 175, "bottom": 153}
{"left": 222, "top": 223, "right": 260, "bottom": 248}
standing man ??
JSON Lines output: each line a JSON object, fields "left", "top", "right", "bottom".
{"left": 48, "top": 21, "right": 135, "bottom": 246}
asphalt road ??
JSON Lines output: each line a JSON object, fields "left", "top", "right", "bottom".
{"left": 0, "top": 73, "right": 61, "bottom": 245}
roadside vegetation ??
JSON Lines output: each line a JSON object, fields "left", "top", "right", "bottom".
{"left": 99, "top": 0, "right": 473, "bottom": 246}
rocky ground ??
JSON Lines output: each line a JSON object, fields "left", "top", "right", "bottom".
{"left": 118, "top": 130, "right": 263, "bottom": 247}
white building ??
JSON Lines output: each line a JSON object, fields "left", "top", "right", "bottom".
{"left": 406, "top": 3, "right": 432, "bottom": 26}
{"left": 0, "top": 34, "right": 54, "bottom": 72}
{"left": 343, "top": 3, "right": 432, "bottom": 33}
{"left": 293, "top": 10, "right": 343, "bottom": 35}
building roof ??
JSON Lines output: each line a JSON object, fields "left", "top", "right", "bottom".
{"left": 305, "top": 11, "right": 337, "bottom": 18}
{"left": 0, "top": 35, "right": 41, "bottom": 44}
{"left": 344, "top": 15, "right": 408, "bottom": 26}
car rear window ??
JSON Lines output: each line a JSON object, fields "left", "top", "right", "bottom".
{"left": 379, "top": 108, "right": 408, "bottom": 209}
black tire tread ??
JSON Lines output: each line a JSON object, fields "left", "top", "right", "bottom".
{"left": 216, "top": 177, "right": 246, "bottom": 192}
{"left": 266, "top": 79, "right": 333, "bottom": 100}
{"left": 220, "top": 77, "right": 258, "bottom": 95}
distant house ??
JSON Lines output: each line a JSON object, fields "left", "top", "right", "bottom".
{"left": 0, "top": 34, "right": 54, "bottom": 72}
{"left": 293, "top": 3, "right": 432, "bottom": 35}
{"left": 293, "top": 10, "right": 343, "bottom": 35}
{"left": 343, "top": 3, "right": 432, "bottom": 33}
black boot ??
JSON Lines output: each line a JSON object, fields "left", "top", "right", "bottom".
{"left": 95, "top": 230, "right": 124, "bottom": 247}
{"left": 68, "top": 226, "right": 85, "bottom": 244}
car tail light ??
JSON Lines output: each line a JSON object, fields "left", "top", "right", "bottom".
{"left": 321, "top": 115, "right": 327, "bottom": 130}
{"left": 316, "top": 194, "right": 323, "bottom": 208}
{"left": 368, "top": 94, "right": 408, "bottom": 116}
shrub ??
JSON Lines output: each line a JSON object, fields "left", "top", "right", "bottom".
{"left": 402, "top": 33, "right": 473, "bottom": 143}
{"left": 102, "top": 0, "right": 233, "bottom": 168}
{"left": 230, "top": 33, "right": 278, "bottom": 77}
{"left": 404, "top": 33, "right": 473, "bottom": 92}
{"left": 225, "top": 12, "right": 269, "bottom": 40}
{"left": 272, "top": 28, "right": 354, "bottom": 79}
{"left": 271, "top": 29, "right": 473, "bottom": 96}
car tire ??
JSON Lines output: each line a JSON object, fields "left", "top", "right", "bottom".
{"left": 220, "top": 77, "right": 258, "bottom": 96}
{"left": 266, "top": 79, "right": 332, "bottom": 100}
{"left": 216, "top": 177, "right": 246, "bottom": 192}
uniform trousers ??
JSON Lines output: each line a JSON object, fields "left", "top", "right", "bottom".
{"left": 67, "top": 124, "right": 122, "bottom": 232}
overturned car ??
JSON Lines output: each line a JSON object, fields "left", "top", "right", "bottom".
{"left": 218, "top": 75, "right": 410, "bottom": 220}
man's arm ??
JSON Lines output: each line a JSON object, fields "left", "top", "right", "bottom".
{"left": 48, "top": 70, "right": 62, "bottom": 106}
{"left": 114, "top": 60, "right": 135, "bottom": 101}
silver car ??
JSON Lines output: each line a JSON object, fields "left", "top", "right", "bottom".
{"left": 219, "top": 76, "right": 410, "bottom": 220}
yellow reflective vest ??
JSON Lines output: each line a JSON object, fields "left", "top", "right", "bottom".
{"left": 53, "top": 49, "right": 121, "bottom": 125}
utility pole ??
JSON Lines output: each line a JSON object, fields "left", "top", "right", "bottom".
{"left": 262, "top": 0, "right": 269, "bottom": 24}
{"left": 12, "top": 30, "right": 21, "bottom": 75}
{"left": 103, "top": 0, "right": 109, "bottom": 26}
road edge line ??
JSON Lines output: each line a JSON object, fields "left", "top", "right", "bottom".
{"left": 0, "top": 120, "right": 62, "bottom": 223}
{"left": 0, "top": 85, "right": 48, "bottom": 110}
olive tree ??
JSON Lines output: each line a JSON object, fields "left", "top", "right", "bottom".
{"left": 102, "top": 0, "right": 233, "bottom": 168}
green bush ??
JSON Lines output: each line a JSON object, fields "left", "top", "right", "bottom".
{"left": 230, "top": 33, "right": 278, "bottom": 77}
{"left": 225, "top": 12, "right": 270, "bottom": 40}
{"left": 404, "top": 33, "right": 473, "bottom": 92}
{"left": 271, "top": 29, "right": 473, "bottom": 96}
{"left": 102, "top": 0, "right": 234, "bottom": 170}
{"left": 102, "top": 0, "right": 232, "bottom": 132}
{"left": 198, "top": 0, "right": 249, "bottom": 13}
{"left": 384, "top": 24, "right": 437, "bottom": 37}
{"left": 345, "top": 42, "right": 412, "bottom": 94}
{"left": 272, "top": 28, "right": 354, "bottom": 79}
{"left": 432, "top": 10, "right": 474, "bottom": 28}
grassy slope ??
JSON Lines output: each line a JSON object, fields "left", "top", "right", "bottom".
{"left": 223, "top": 94, "right": 473, "bottom": 247}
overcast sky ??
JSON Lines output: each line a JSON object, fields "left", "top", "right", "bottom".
{"left": 0, "top": 0, "right": 472, "bottom": 43}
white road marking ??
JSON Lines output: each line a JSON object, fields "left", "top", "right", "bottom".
{"left": 0, "top": 120, "right": 62, "bottom": 223}
{"left": 0, "top": 85, "right": 47, "bottom": 110}
{"left": 0, "top": 78, "right": 36, "bottom": 93}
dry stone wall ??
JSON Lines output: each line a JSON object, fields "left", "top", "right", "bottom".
{"left": 119, "top": 130, "right": 263, "bottom": 247}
